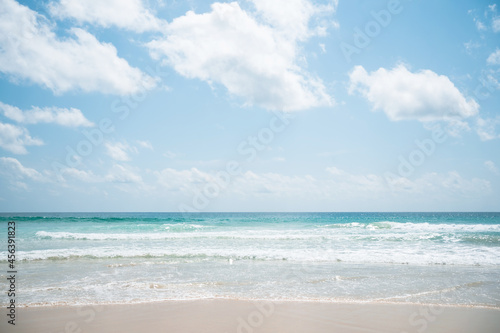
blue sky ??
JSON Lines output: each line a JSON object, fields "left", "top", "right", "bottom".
{"left": 0, "top": 0, "right": 499, "bottom": 212}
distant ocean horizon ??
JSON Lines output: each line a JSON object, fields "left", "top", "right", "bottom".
{"left": 1, "top": 212, "right": 499, "bottom": 307}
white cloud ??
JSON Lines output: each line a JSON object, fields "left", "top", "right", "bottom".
{"left": 147, "top": 1, "right": 333, "bottom": 111}
{"left": 0, "top": 122, "right": 43, "bottom": 154}
{"left": 0, "top": 0, "right": 156, "bottom": 95}
{"left": 105, "top": 142, "right": 133, "bottom": 161}
{"left": 476, "top": 19, "right": 487, "bottom": 31}
{"left": 0, "top": 102, "right": 94, "bottom": 127}
{"left": 349, "top": 65, "right": 479, "bottom": 123}
{"left": 0, "top": 157, "right": 47, "bottom": 182}
{"left": 249, "top": 0, "right": 335, "bottom": 40}
{"left": 485, "top": 160, "right": 499, "bottom": 175}
{"left": 49, "top": 0, "right": 166, "bottom": 32}
{"left": 493, "top": 17, "right": 500, "bottom": 32}
{"left": 105, "top": 164, "right": 143, "bottom": 183}
{"left": 476, "top": 116, "right": 500, "bottom": 141}
{"left": 104, "top": 140, "right": 153, "bottom": 161}
{"left": 487, "top": 49, "right": 500, "bottom": 65}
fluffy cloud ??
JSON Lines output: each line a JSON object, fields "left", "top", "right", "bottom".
{"left": 104, "top": 141, "right": 152, "bottom": 161}
{"left": 0, "top": 157, "right": 47, "bottom": 182}
{"left": 476, "top": 19, "right": 487, "bottom": 31}
{"left": 0, "top": 122, "right": 43, "bottom": 154}
{"left": 49, "top": 0, "right": 166, "bottom": 32}
{"left": 349, "top": 65, "right": 479, "bottom": 122}
{"left": 0, "top": 0, "right": 156, "bottom": 95}
{"left": 0, "top": 102, "right": 94, "bottom": 127}
{"left": 487, "top": 49, "right": 500, "bottom": 65}
{"left": 249, "top": 0, "right": 335, "bottom": 40}
{"left": 147, "top": 1, "right": 333, "bottom": 111}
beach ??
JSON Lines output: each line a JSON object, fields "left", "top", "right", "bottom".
{"left": 1, "top": 212, "right": 499, "bottom": 332}
{"left": 2, "top": 300, "right": 500, "bottom": 333}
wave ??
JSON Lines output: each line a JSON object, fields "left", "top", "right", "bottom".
{"left": 35, "top": 230, "right": 326, "bottom": 241}
{"left": 0, "top": 215, "right": 206, "bottom": 224}
{"left": 162, "top": 223, "right": 210, "bottom": 231}
{"left": 34, "top": 229, "right": 500, "bottom": 245}
{"left": 3, "top": 245, "right": 499, "bottom": 266}
{"left": 320, "top": 221, "right": 500, "bottom": 232}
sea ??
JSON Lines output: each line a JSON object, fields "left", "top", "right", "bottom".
{"left": 0, "top": 212, "right": 499, "bottom": 308}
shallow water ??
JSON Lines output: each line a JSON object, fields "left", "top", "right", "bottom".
{"left": 1, "top": 212, "right": 499, "bottom": 307}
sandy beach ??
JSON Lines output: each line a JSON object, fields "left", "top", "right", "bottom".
{"left": 2, "top": 300, "right": 499, "bottom": 333}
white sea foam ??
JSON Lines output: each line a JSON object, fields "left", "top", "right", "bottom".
{"left": 34, "top": 227, "right": 500, "bottom": 246}
{"left": 8, "top": 241, "right": 500, "bottom": 266}
{"left": 321, "top": 221, "right": 500, "bottom": 232}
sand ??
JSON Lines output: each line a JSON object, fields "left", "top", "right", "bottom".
{"left": 1, "top": 300, "right": 499, "bottom": 333}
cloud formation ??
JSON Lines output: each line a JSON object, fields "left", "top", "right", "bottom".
{"left": 0, "top": 0, "right": 156, "bottom": 95}
{"left": 49, "top": 0, "right": 166, "bottom": 32}
{"left": 0, "top": 122, "right": 43, "bottom": 154}
{"left": 487, "top": 49, "right": 500, "bottom": 65}
{"left": 0, "top": 157, "right": 47, "bottom": 182}
{"left": 0, "top": 102, "right": 94, "bottom": 127}
{"left": 349, "top": 65, "right": 479, "bottom": 122}
{"left": 147, "top": 1, "right": 333, "bottom": 111}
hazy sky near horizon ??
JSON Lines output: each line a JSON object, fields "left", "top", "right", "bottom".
{"left": 0, "top": 0, "right": 499, "bottom": 212}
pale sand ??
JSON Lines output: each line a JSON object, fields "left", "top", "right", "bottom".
{"left": 2, "top": 300, "right": 499, "bottom": 333}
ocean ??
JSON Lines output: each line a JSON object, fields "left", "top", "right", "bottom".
{"left": 1, "top": 212, "right": 499, "bottom": 307}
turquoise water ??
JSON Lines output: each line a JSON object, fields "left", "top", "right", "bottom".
{"left": 0, "top": 212, "right": 499, "bottom": 307}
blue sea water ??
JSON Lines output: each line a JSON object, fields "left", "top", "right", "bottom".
{"left": 0, "top": 212, "right": 499, "bottom": 307}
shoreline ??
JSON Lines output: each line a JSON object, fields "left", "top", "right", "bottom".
{"left": 6, "top": 298, "right": 500, "bottom": 310}
{"left": 2, "top": 299, "right": 500, "bottom": 333}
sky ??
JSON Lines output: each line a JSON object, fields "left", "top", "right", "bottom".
{"left": 0, "top": 0, "right": 499, "bottom": 212}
